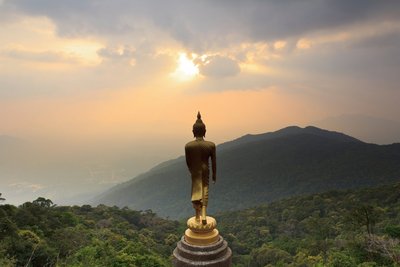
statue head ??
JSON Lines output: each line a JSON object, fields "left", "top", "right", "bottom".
{"left": 193, "top": 112, "right": 206, "bottom": 138}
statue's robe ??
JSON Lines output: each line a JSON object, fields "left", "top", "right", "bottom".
{"left": 185, "top": 139, "right": 216, "bottom": 206}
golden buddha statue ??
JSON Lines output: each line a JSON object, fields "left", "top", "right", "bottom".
{"left": 185, "top": 112, "right": 216, "bottom": 225}
{"left": 173, "top": 113, "right": 231, "bottom": 263}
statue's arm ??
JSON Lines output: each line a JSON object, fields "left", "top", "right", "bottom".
{"left": 211, "top": 144, "right": 216, "bottom": 183}
{"left": 185, "top": 145, "right": 190, "bottom": 169}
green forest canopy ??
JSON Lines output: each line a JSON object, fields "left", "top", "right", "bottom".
{"left": 1, "top": 183, "right": 400, "bottom": 266}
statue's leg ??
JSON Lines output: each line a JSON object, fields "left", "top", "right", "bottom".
{"left": 192, "top": 201, "right": 201, "bottom": 222}
{"left": 201, "top": 183, "right": 209, "bottom": 225}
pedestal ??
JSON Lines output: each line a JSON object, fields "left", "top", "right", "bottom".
{"left": 172, "top": 216, "right": 232, "bottom": 267}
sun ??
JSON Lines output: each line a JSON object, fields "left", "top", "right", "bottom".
{"left": 171, "top": 53, "right": 199, "bottom": 81}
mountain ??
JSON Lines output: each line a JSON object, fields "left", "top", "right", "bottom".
{"left": 93, "top": 126, "right": 400, "bottom": 218}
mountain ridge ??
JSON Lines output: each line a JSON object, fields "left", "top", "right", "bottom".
{"left": 218, "top": 125, "right": 361, "bottom": 152}
{"left": 93, "top": 126, "right": 400, "bottom": 218}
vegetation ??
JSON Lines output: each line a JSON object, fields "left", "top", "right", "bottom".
{"left": 1, "top": 182, "right": 400, "bottom": 266}
{"left": 0, "top": 199, "right": 180, "bottom": 267}
{"left": 217, "top": 183, "right": 400, "bottom": 266}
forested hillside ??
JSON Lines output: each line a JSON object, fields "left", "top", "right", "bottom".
{"left": 217, "top": 182, "right": 400, "bottom": 266}
{"left": 1, "top": 182, "right": 400, "bottom": 266}
{"left": 94, "top": 126, "right": 400, "bottom": 218}
{"left": 0, "top": 198, "right": 180, "bottom": 267}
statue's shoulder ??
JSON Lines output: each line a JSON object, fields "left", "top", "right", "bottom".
{"left": 185, "top": 140, "right": 197, "bottom": 148}
{"left": 205, "top": 140, "right": 216, "bottom": 148}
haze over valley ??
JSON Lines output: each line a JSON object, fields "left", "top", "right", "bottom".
{"left": 1, "top": 121, "right": 399, "bottom": 207}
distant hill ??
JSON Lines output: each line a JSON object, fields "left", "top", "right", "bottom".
{"left": 93, "top": 126, "right": 400, "bottom": 218}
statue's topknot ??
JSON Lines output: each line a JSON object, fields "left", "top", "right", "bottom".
{"left": 193, "top": 111, "right": 206, "bottom": 137}
{"left": 196, "top": 111, "right": 202, "bottom": 123}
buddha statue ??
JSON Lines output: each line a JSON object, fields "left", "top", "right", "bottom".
{"left": 185, "top": 112, "right": 217, "bottom": 225}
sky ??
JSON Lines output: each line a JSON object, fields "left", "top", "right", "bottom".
{"left": 1, "top": 0, "right": 400, "bottom": 205}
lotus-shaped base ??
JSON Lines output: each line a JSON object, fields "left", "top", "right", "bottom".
{"left": 184, "top": 216, "right": 219, "bottom": 245}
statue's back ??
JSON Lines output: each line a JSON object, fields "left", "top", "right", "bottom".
{"left": 185, "top": 140, "right": 215, "bottom": 175}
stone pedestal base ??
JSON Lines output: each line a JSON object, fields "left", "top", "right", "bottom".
{"left": 172, "top": 216, "right": 232, "bottom": 266}
{"left": 173, "top": 236, "right": 232, "bottom": 267}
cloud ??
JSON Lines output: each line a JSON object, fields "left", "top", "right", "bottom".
{"left": 296, "top": 38, "right": 313, "bottom": 50}
{"left": 274, "top": 41, "right": 287, "bottom": 50}
{"left": 3, "top": 1, "right": 400, "bottom": 52}
{"left": 198, "top": 55, "right": 240, "bottom": 78}
{"left": 98, "top": 45, "right": 136, "bottom": 66}
{"left": 98, "top": 45, "right": 135, "bottom": 59}
{"left": 0, "top": 47, "right": 80, "bottom": 63}
{"left": 349, "top": 24, "right": 400, "bottom": 51}
{"left": 1, "top": 1, "right": 399, "bottom": 96}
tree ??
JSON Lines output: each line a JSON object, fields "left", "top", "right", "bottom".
{"left": 32, "top": 197, "right": 53, "bottom": 208}
{"left": 250, "top": 244, "right": 292, "bottom": 266}
{"left": 0, "top": 193, "right": 5, "bottom": 202}
{"left": 350, "top": 204, "right": 384, "bottom": 235}
{"left": 327, "top": 251, "right": 357, "bottom": 267}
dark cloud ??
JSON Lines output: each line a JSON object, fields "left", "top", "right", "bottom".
{"left": 272, "top": 28, "right": 400, "bottom": 92}
{"left": 243, "top": 1, "right": 399, "bottom": 41}
{"left": 2, "top": 0, "right": 145, "bottom": 36}
{"left": 0, "top": 1, "right": 18, "bottom": 22}
{"left": 350, "top": 29, "right": 400, "bottom": 51}
{"left": 2, "top": 0, "right": 400, "bottom": 94}
{"left": 3, "top": 0, "right": 400, "bottom": 51}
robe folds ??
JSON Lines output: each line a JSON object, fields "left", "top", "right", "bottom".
{"left": 185, "top": 139, "right": 216, "bottom": 206}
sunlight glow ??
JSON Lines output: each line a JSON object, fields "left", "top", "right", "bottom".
{"left": 62, "top": 41, "right": 103, "bottom": 65}
{"left": 171, "top": 53, "right": 199, "bottom": 81}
